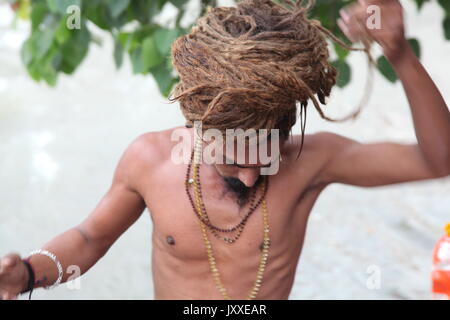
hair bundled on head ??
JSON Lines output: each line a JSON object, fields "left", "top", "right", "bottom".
{"left": 169, "top": 0, "right": 374, "bottom": 155}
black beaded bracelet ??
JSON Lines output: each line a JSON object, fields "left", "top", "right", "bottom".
{"left": 20, "top": 259, "right": 35, "bottom": 300}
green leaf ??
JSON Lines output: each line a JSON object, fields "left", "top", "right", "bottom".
{"left": 166, "top": 53, "right": 174, "bottom": 69}
{"left": 118, "top": 32, "right": 133, "bottom": 51}
{"left": 407, "top": 38, "right": 421, "bottom": 59}
{"left": 27, "top": 60, "right": 43, "bottom": 81}
{"left": 169, "top": 0, "right": 189, "bottom": 9}
{"left": 55, "top": 18, "right": 71, "bottom": 44}
{"left": 334, "top": 42, "right": 349, "bottom": 61}
{"left": 150, "top": 59, "right": 178, "bottom": 97}
{"left": 119, "top": 25, "right": 159, "bottom": 52}
{"left": 35, "top": 28, "right": 56, "bottom": 59}
{"left": 51, "top": 49, "right": 63, "bottom": 71}
{"left": 85, "top": 2, "right": 114, "bottom": 30}
{"left": 157, "top": 0, "right": 168, "bottom": 10}
{"left": 29, "top": 13, "right": 60, "bottom": 60}
{"left": 30, "top": 0, "right": 48, "bottom": 31}
{"left": 437, "top": 0, "right": 450, "bottom": 13}
{"left": 414, "top": 0, "right": 430, "bottom": 10}
{"left": 108, "top": 0, "right": 130, "bottom": 18}
{"left": 46, "top": 0, "right": 81, "bottom": 14}
{"left": 331, "top": 60, "right": 351, "bottom": 88}
{"left": 130, "top": 47, "right": 145, "bottom": 74}
{"left": 444, "top": 16, "right": 450, "bottom": 41}
{"left": 153, "top": 27, "right": 183, "bottom": 56}
{"left": 20, "top": 38, "right": 34, "bottom": 66}
{"left": 41, "top": 63, "right": 58, "bottom": 85}
{"left": 377, "top": 56, "right": 397, "bottom": 83}
{"left": 46, "top": 0, "right": 57, "bottom": 12}
{"left": 26, "top": 45, "right": 60, "bottom": 86}
{"left": 114, "top": 38, "right": 124, "bottom": 69}
{"left": 130, "top": 0, "right": 160, "bottom": 24}
{"left": 142, "top": 36, "right": 164, "bottom": 70}
{"left": 60, "top": 24, "right": 90, "bottom": 74}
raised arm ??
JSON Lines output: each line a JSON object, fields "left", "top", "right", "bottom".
{"left": 0, "top": 134, "right": 152, "bottom": 299}
{"left": 316, "top": 0, "right": 450, "bottom": 187}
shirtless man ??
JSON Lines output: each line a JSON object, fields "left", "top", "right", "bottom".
{"left": 0, "top": 0, "right": 449, "bottom": 300}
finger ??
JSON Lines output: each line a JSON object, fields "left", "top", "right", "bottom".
{"left": 3, "top": 292, "right": 16, "bottom": 300}
{"left": 343, "top": 5, "right": 374, "bottom": 44}
{"left": 340, "top": 1, "right": 361, "bottom": 19}
{"left": 0, "top": 255, "right": 19, "bottom": 273}
{"left": 0, "top": 260, "right": 11, "bottom": 274}
{"left": 337, "top": 18, "right": 354, "bottom": 42}
{"left": 340, "top": 5, "right": 365, "bottom": 31}
{"left": 353, "top": 11, "right": 376, "bottom": 44}
{"left": 358, "top": 0, "right": 380, "bottom": 7}
{"left": 339, "top": 8, "right": 352, "bottom": 24}
{"left": 7, "top": 292, "right": 14, "bottom": 300}
{"left": 338, "top": 17, "right": 360, "bottom": 43}
{"left": 350, "top": 4, "right": 369, "bottom": 27}
{"left": 2, "top": 258, "right": 16, "bottom": 269}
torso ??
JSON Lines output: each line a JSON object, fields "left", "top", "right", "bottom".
{"left": 135, "top": 127, "right": 330, "bottom": 299}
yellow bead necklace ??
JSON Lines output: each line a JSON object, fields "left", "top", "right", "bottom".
{"left": 185, "top": 137, "right": 271, "bottom": 300}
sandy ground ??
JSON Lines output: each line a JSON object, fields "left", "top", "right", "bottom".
{"left": 0, "top": 0, "right": 449, "bottom": 299}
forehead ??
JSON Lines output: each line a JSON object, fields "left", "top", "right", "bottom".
{"left": 205, "top": 133, "right": 282, "bottom": 166}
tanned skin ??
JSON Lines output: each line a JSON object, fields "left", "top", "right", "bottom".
{"left": 1, "top": 0, "right": 449, "bottom": 300}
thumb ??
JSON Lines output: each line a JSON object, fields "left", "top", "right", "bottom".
{"left": 1, "top": 292, "right": 18, "bottom": 300}
{"left": 0, "top": 253, "right": 21, "bottom": 273}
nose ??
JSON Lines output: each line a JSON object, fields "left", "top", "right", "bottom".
{"left": 238, "top": 169, "right": 260, "bottom": 188}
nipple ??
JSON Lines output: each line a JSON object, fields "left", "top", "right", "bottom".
{"left": 166, "top": 235, "right": 176, "bottom": 245}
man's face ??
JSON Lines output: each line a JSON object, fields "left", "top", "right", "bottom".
{"left": 211, "top": 135, "right": 285, "bottom": 188}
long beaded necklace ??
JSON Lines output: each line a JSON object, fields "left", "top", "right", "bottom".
{"left": 185, "top": 148, "right": 268, "bottom": 243}
{"left": 184, "top": 136, "right": 271, "bottom": 300}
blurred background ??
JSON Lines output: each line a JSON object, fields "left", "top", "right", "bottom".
{"left": 0, "top": 0, "right": 449, "bottom": 299}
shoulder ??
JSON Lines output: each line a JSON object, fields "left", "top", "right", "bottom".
{"left": 284, "top": 131, "right": 357, "bottom": 158}
{"left": 124, "top": 127, "right": 188, "bottom": 164}
{"left": 303, "top": 131, "right": 358, "bottom": 149}
{"left": 114, "top": 127, "right": 187, "bottom": 190}
{"left": 282, "top": 131, "right": 360, "bottom": 184}
{"left": 293, "top": 131, "right": 360, "bottom": 157}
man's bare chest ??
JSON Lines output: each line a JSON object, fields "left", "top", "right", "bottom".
{"left": 139, "top": 165, "right": 322, "bottom": 262}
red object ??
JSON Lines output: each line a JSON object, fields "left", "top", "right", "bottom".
{"left": 431, "top": 223, "right": 450, "bottom": 299}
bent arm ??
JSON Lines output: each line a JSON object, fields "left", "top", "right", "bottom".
{"left": 326, "top": 0, "right": 450, "bottom": 187}
{"left": 316, "top": 133, "right": 445, "bottom": 188}
{"left": 27, "top": 136, "right": 149, "bottom": 289}
{"left": 389, "top": 43, "right": 450, "bottom": 176}
{"left": 318, "top": 44, "right": 450, "bottom": 187}
{"left": 316, "top": 36, "right": 450, "bottom": 187}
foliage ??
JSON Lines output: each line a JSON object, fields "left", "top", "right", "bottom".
{"left": 8, "top": 0, "right": 450, "bottom": 96}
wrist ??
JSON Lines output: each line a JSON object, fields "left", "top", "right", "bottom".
{"left": 383, "top": 39, "right": 412, "bottom": 65}
{"left": 20, "top": 259, "right": 35, "bottom": 294}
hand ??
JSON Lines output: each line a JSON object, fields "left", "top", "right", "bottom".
{"left": 0, "top": 253, "right": 29, "bottom": 300}
{"left": 338, "top": 0, "right": 408, "bottom": 61}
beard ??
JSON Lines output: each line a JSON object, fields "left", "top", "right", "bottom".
{"left": 222, "top": 175, "right": 264, "bottom": 207}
